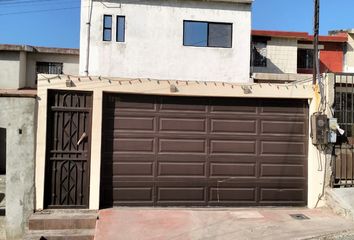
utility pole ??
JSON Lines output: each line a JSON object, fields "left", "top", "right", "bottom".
{"left": 313, "top": 0, "right": 320, "bottom": 85}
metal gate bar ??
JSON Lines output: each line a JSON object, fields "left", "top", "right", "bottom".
{"left": 333, "top": 73, "right": 354, "bottom": 187}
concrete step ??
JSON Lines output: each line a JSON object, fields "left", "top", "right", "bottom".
{"left": 29, "top": 212, "right": 98, "bottom": 230}
{"left": 24, "top": 229, "right": 95, "bottom": 240}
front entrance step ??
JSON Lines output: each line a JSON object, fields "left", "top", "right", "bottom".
{"left": 28, "top": 211, "right": 98, "bottom": 230}
{"left": 24, "top": 229, "right": 95, "bottom": 240}
{"left": 25, "top": 210, "right": 98, "bottom": 240}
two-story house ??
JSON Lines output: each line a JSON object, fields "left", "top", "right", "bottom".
{"left": 33, "top": 3, "right": 323, "bottom": 237}
{"left": 250, "top": 30, "right": 347, "bottom": 82}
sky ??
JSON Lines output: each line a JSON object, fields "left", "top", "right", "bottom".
{"left": 0, "top": 0, "right": 354, "bottom": 49}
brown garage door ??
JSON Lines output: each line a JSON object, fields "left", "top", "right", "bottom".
{"left": 100, "top": 93, "right": 308, "bottom": 207}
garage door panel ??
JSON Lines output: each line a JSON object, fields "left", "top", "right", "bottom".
{"left": 210, "top": 140, "right": 256, "bottom": 155}
{"left": 261, "top": 141, "right": 306, "bottom": 156}
{"left": 260, "top": 100, "right": 307, "bottom": 116}
{"left": 158, "top": 162, "right": 206, "bottom": 177}
{"left": 101, "top": 94, "right": 308, "bottom": 207}
{"left": 159, "top": 118, "right": 206, "bottom": 133}
{"left": 114, "top": 138, "right": 155, "bottom": 153}
{"left": 160, "top": 97, "right": 207, "bottom": 112}
{"left": 106, "top": 153, "right": 156, "bottom": 162}
{"left": 260, "top": 164, "right": 305, "bottom": 178}
{"left": 110, "top": 116, "right": 155, "bottom": 132}
{"left": 112, "top": 95, "right": 156, "bottom": 111}
{"left": 211, "top": 119, "right": 257, "bottom": 135}
{"left": 159, "top": 139, "right": 206, "bottom": 153}
{"left": 111, "top": 162, "right": 154, "bottom": 177}
{"left": 210, "top": 99, "right": 258, "bottom": 114}
{"left": 209, "top": 187, "right": 256, "bottom": 202}
{"left": 260, "top": 188, "right": 306, "bottom": 202}
{"left": 261, "top": 121, "right": 306, "bottom": 136}
{"left": 157, "top": 154, "right": 206, "bottom": 162}
{"left": 157, "top": 187, "right": 206, "bottom": 203}
{"left": 113, "top": 187, "right": 153, "bottom": 201}
{"left": 259, "top": 158, "right": 306, "bottom": 166}
{"left": 210, "top": 163, "right": 256, "bottom": 177}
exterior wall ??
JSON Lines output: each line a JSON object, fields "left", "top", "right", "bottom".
{"left": 19, "top": 52, "right": 27, "bottom": 89}
{"left": 80, "top": 0, "right": 251, "bottom": 83}
{"left": 0, "top": 97, "right": 37, "bottom": 240}
{"left": 26, "top": 53, "right": 79, "bottom": 88}
{"left": 344, "top": 33, "right": 354, "bottom": 73}
{"left": 35, "top": 74, "right": 320, "bottom": 211}
{"left": 0, "top": 51, "right": 21, "bottom": 89}
{"left": 252, "top": 37, "right": 298, "bottom": 74}
{"left": 320, "top": 43, "right": 344, "bottom": 73}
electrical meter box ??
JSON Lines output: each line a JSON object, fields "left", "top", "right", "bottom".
{"left": 311, "top": 114, "right": 328, "bottom": 145}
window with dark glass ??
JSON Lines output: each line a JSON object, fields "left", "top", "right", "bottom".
{"left": 103, "top": 15, "right": 112, "bottom": 41}
{"left": 183, "top": 21, "right": 232, "bottom": 48}
{"left": 116, "top": 16, "right": 125, "bottom": 42}
{"left": 36, "top": 62, "right": 63, "bottom": 74}
{"left": 298, "top": 48, "right": 314, "bottom": 69}
{"left": 251, "top": 41, "right": 267, "bottom": 67}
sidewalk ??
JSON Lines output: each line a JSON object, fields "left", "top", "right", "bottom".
{"left": 95, "top": 207, "right": 354, "bottom": 240}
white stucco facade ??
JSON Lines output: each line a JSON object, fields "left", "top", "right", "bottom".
{"left": 80, "top": 0, "right": 252, "bottom": 83}
{"left": 344, "top": 32, "right": 354, "bottom": 73}
{"left": 0, "top": 51, "right": 22, "bottom": 89}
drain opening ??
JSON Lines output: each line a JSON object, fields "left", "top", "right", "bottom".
{"left": 289, "top": 214, "right": 310, "bottom": 220}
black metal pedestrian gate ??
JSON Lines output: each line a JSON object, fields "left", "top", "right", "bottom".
{"left": 333, "top": 74, "right": 354, "bottom": 187}
{"left": 44, "top": 90, "right": 93, "bottom": 208}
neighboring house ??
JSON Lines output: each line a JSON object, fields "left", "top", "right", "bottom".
{"left": 79, "top": 0, "right": 252, "bottom": 83}
{"left": 0, "top": 44, "right": 79, "bottom": 240}
{"left": 329, "top": 29, "right": 354, "bottom": 73}
{"left": 251, "top": 30, "right": 347, "bottom": 80}
{"left": 0, "top": 44, "right": 79, "bottom": 89}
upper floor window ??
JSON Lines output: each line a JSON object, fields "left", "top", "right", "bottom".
{"left": 298, "top": 48, "right": 314, "bottom": 69}
{"left": 183, "top": 21, "right": 232, "bottom": 48}
{"left": 251, "top": 40, "right": 267, "bottom": 67}
{"left": 36, "top": 62, "right": 63, "bottom": 74}
{"left": 103, "top": 15, "right": 112, "bottom": 41}
{"left": 116, "top": 16, "right": 125, "bottom": 42}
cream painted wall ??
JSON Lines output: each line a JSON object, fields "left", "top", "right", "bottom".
{"left": 26, "top": 53, "right": 79, "bottom": 88}
{"left": 0, "top": 51, "right": 21, "bottom": 89}
{"left": 252, "top": 37, "right": 298, "bottom": 74}
{"left": 344, "top": 33, "right": 354, "bottom": 73}
{"left": 35, "top": 74, "right": 320, "bottom": 210}
{"left": 80, "top": 0, "right": 252, "bottom": 83}
{"left": 0, "top": 51, "right": 79, "bottom": 89}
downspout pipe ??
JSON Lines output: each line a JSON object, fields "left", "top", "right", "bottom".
{"left": 84, "top": 0, "right": 93, "bottom": 76}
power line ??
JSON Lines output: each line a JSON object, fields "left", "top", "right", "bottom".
{"left": 0, "top": 6, "right": 80, "bottom": 16}
{"left": 0, "top": 0, "right": 78, "bottom": 7}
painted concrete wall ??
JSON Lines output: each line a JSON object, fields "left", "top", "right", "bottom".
{"left": 0, "top": 97, "right": 37, "bottom": 240}
{"left": 35, "top": 74, "right": 319, "bottom": 211}
{"left": 320, "top": 43, "right": 344, "bottom": 73}
{"left": 344, "top": 33, "right": 354, "bottom": 73}
{"left": 26, "top": 52, "right": 79, "bottom": 88}
{"left": 80, "top": 0, "right": 251, "bottom": 83}
{"left": 252, "top": 37, "right": 298, "bottom": 74}
{"left": 0, "top": 51, "right": 21, "bottom": 89}
{"left": 0, "top": 51, "right": 79, "bottom": 89}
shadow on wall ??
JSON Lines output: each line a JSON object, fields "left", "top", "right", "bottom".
{"left": 251, "top": 58, "right": 285, "bottom": 74}
{"left": 0, "top": 128, "right": 5, "bottom": 174}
